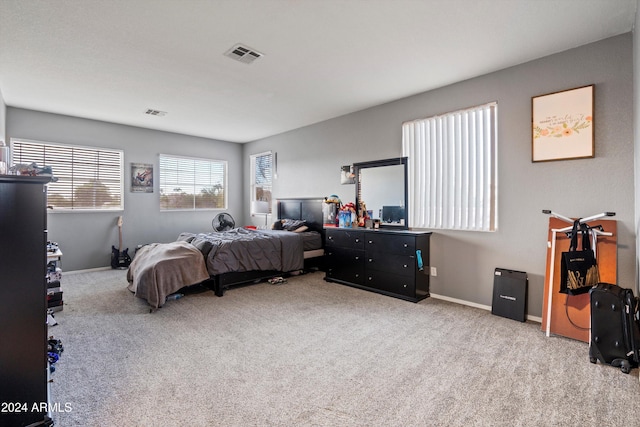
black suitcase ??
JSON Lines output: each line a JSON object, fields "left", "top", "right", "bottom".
{"left": 589, "top": 283, "right": 640, "bottom": 373}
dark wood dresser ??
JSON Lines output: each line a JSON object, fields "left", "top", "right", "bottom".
{"left": 324, "top": 227, "right": 431, "bottom": 302}
{"left": 0, "top": 175, "right": 53, "bottom": 426}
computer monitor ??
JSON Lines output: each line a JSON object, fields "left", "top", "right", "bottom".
{"left": 381, "top": 206, "right": 405, "bottom": 224}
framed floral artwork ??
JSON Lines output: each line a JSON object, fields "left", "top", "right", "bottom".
{"left": 532, "top": 85, "right": 594, "bottom": 162}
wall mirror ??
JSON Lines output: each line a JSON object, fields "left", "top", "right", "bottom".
{"left": 354, "top": 157, "right": 408, "bottom": 229}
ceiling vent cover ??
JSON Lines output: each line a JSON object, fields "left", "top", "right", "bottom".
{"left": 224, "top": 44, "right": 264, "bottom": 64}
{"left": 145, "top": 109, "right": 167, "bottom": 117}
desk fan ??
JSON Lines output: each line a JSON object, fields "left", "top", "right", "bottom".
{"left": 212, "top": 213, "right": 235, "bottom": 231}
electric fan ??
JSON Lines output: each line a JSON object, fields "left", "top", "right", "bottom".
{"left": 212, "top": 213, "right": 236, "bottom": 231}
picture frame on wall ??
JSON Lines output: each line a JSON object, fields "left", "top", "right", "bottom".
{"left": 131, "top": 163, "right": 153, "bottom": 193}
{"left": 532, "top": 84, "right": 594, "bottom": 162}
{"left": 341, "top": 165, "right": 355, "bottom": 184}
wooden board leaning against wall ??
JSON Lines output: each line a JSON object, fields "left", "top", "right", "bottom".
{"left": 541, "top": 217, "right": 617, "bottom": 343}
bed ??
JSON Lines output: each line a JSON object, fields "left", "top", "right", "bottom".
{"left": 205, "top": 197, "right": 325, "bottom": 296}
{"left": 127, "top": 197, "right": 326, "bottom": 307}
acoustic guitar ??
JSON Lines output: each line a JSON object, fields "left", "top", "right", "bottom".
{"left": 111, "top": 216, "right": 132, "bottom": 269}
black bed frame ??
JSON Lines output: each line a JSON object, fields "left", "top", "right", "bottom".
{"left": 208, "top": 197, "right": 326, "bottom": 296}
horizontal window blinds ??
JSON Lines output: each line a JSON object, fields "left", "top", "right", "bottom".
{"left": 12, "top": 139, "right": 124, "bottom": 210}
{"left": 159, "top": 154, "right": 227, "bottom": 210}
{"left": 402, "top": 102, "right": 497, "bottom": 231}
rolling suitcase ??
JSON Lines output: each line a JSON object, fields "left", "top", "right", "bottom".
{"left": 589, "top": 283, "right": 640, "bottom": 374}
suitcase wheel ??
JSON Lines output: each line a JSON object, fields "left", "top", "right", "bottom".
{"left": 589, "top": 356, "right": 598, "bottom": 364}
{"left": 620, "top": 362, "right": 631, "bottom": 374}
{"left": 619, "top": 360, "right": 632, "bottom": 374}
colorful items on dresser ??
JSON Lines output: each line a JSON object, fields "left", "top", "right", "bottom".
{"left": 338, "top": 202, "right": 357, "bottom": 228}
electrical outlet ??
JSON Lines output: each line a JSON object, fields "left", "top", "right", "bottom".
{"left": 430, "top": 266, "right": 437, "bottom": 277}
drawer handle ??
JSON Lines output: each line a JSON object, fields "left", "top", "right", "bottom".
{"left": 368, "top": 240, "right": 373, "bottom": 244}
{"left": 355, "top": 238, "right": 360, "bottom": 243}
{"left": 328, "top": 236, "right": 333, "bottom": 240}
{"left": 368, "top": 277, "right": 373, "bottom": 281}
{"left": 403, "top": 243, "right": 408, "bottom": 248}
{"left": 354, "top": 256, "right": 359, "bottom": 260}
{"left": 368, "top": 258, "right": 373, "bottom": 262}
{"left": 403, "top": 284, "right": 407, "bottom": 288}
{"left": 403, "top": 264, "right": 408, "bottom": 268}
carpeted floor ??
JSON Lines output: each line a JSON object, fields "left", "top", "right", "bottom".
{"left": 49, "top": 269, "right": 639, "bottom": 426}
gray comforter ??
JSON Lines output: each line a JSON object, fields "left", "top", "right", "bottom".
{"left": 180, "top": 228, "right": 305, "bottom": 276}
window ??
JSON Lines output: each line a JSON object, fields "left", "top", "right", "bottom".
{"left": 250, "top": 151, "right": 273, "bottom": 215}
{"left": 11, "top": 138, "right": 124, "bottom": 211}
{"left": 159, "top": 154, "right": 227, "bottom": 210}
{"left": 402, "top": 102, "right": 497, "bottom": 231}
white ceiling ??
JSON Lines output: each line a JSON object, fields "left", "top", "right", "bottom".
{"left": 0, "top": 0, "right": 636, "bottom": 143}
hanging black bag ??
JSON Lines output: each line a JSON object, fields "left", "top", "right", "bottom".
{"left": 560, "top": 220, "right": 600, "bottom": 295}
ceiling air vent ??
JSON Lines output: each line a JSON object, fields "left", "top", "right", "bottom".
{"left": 224, "top": 44, "right": 264, "bottom": 64}
{"left": 144, "top": 109, "right": 167, "bottom": 117}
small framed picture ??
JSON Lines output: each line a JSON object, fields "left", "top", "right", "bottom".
{"left": 131, "top": 163, "right": 153, "bottom": 193}
{"left": 341, "top": 165, "right": 355, "bottom": 184}
{"left": 532, "top": 85, "right": 594, "bottom": 162}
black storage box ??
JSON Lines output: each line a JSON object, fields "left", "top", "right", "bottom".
{"left": 491, "top": 268, "right": 527, "bottom": 322}
{"left": 47, "top": 291, "right": 63, "bottom": 304}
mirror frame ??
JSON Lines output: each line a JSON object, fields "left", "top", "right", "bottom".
{"left": 354, "top": 157, "right": 408, "bottom": 229}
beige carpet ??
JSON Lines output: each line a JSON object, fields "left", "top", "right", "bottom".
{"left": 49, "top": 269, "right": 639, "bottom": 426}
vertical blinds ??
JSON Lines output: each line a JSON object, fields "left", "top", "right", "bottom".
{"left": 402, "top": 102, "right": 497, "bottom": 231}
{"left": 159, "top": 154, "right": 227, "bottom": 210}
{"left": 12, "top": 139, "right": 124, "bottom": 210}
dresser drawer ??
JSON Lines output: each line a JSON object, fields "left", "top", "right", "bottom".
{"left": 326, "top": 229, "right": 364, "bottom": 250}
{"left": 325, "top": 247, "right": 365, "bottom": 285}
{"left": 365, "top": 232, "right": 415, "bottom": 255}
{"left": 365, "top": 270, "right": 415, "bottom": 298}
{"left": 366, "top": 253, "right": 415, "bottom": 277}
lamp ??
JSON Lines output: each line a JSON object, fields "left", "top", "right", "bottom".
{"left": 251, "top": 200, "right": 270, "bottom": 228}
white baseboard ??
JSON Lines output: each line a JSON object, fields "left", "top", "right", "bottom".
{"left": 430, "top": 293, "right": 542, "bottom": 323}
{"left": 65, "top": 266, "right": 112, "bottom": 275}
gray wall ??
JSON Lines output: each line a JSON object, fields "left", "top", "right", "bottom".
{"left": 244, "top": 34, "right": 635, "bottom": 318}
{"left": 635, "top": 0, "right": 640, "bottom": 295}
{"left": 6, "top": 109, "right": 243, "bottom": 271}
{"left": 0, "top": 86, "right": 5, "bottom": 143}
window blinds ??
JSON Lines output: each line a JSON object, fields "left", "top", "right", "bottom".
{"left": 159, "top": 154, "right": 227, "bottom": 210}
{"left": 12, "top": 139, "right": 124, "bottom": 210}
{"left": 402, "top": 102, "right": 497, "bottom": 231}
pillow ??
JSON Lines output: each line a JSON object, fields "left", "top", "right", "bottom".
{"left": 176, "top": 232, "right": 196, "bottom": 243}
{"left": 281, "top": 219, "right": 306, "bottom": 231}
{"left": 292, "top": 225, "right": 309, "bottom": 233}
{"left": 191, "top": 236, "right": 214, "bottom": 257}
